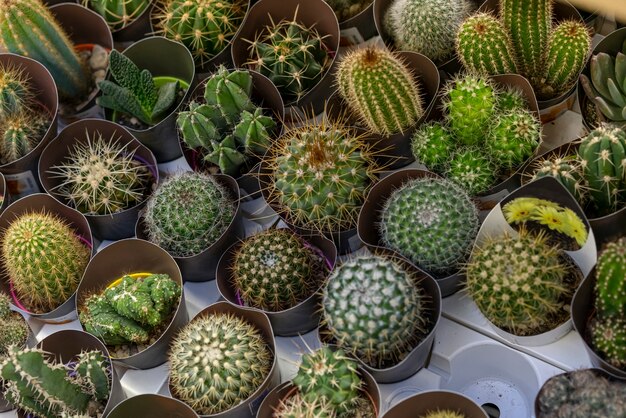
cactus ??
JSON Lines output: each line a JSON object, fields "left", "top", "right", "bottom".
{"left": 275, "top": 393, "right": 335, "bottom": 418}
{"left": 0, "top": 346, "right": 110, "bottom": 418}
{"left": 446, "top": 148, "right": 496, "bottom": 195}
{"left": 528, "top": 155, "right": 587, "bottom": 203}
{"left": 456, "top": 13, "right": 518, "bottom": 75}
{"left": 0, "top": 294, "right": 28, "bottom": 357}
{"left": 0, "top": 63, "right": 34, "bottom": 118}
{"left": 97, "top": 50, "right": 179, "bottom": 126}
{"left": 46, "top": 130, "right": 153, "bottom": 216}
{"left": 590, "top": 316, "right": 626, "bottom": 369}
{"left": 465, "top": 229, "right": 573, "bottom": 335}
{"left": 383, "top": 0, "right": 471, "bottom": 62}
{"left": 379, "top": 177, "right": 479, "bottom": 276}
{"left": 0, "top": 0, "right": 90, "bottom": 100}
{"left": 594, "top": 238, "right": 626, "bottom": 317}
{"left": 322, "top": 254, "right": 428, "bottom": 368}
{"left": 487, "top": 108, "right": 541, "bottom": 170}
{"left": 0, "top": 112, "right": 49, "bottom": 165}
{"left": 169, "top": 312, "right": 272, "bottom": 415}
{"left": 1, "top": 212, "right": 91, "bottom": 314}
{"left": 580, "top": 45, "right": 626, "bottom": 123}
{"left": 143, "top": 171, "right": 236, "bottom": 257}
{"left": 153, "top": 0, "right": 247, "bottom": 68}
{"left": 83, "top": 0, "right": 151, "bottom": 31}
{"left": 244, "top": 9, "right": 332, "bottom": 102}
{"left": 496, "top": 86, "right": 527, "bottom": 112}
{"left": 410, "top": 122, "right": 455, "bottom": 172}
{"left": 423, "top": 412, "right": 466, "bottom": 418}
{"left": 336, "top": 46, "right": 424, "bottom": 136}
{"left": 232, "top": 229, "right": 327, "bottom": 312}
{"left": 323, "top": 0, "right": 371, "bottom": 22}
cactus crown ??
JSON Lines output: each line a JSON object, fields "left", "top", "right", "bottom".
{"left": 83, "top": 0, "right": 151, "bottom": 30}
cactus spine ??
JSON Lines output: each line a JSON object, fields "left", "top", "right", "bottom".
{"left": 275, "top": 393, "right": 335, "bottom": 418}
{"left": 590, "top": 316, "right": 626, "bottom": 369}
{"left": 0, "top": 294, "right": 28, "bottom": 357}
{"left": 423, "top": 412, "right": 466, "bottom": 418}
{"left": 83, "top": 0, "right": 150, "bottom": 30}
{"left": 446, "top": 148, "right": 495, "bottom": 196}
{"left": 528, "top": 156, "right": 587, "bottom": 203}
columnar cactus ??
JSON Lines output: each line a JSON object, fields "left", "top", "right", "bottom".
{"left": 169, "top": 312, "right": 272, "bottom": 415}
{"left": 0, "top": 0, "right": 90, "bottom": 100}
{"left": 590, "top": 316, "right": 626, "bottom": 369}
{"left": 379, "top": 177, "right": 479, "bottom": 276}
{"left": 0, "top": 112, "right": 49, "bottom": 165}
{"left": 595, "top": 238, "right": 626, "bottom": 317}
{"left": 143, "top": 172, "right": 236, "bottom": 257}
{"left": 487, "top": 108, "right": 541, "bottom": 169}
{"left": 0, "top": 63, "right": 34, "bottom": 118}
{"left": 1, "top": 212, "right": 91, "bottom": 314}
{"left": 322, "top": 254, "right": 427, "bottom": 368}
{"left": 337, "top": 46, "right": 424, "bottom": 136}
{"left": 410, "top": 122, "right": 454, "bottom": 171}
{"left": 446, "top": 148, "right": 495, "bottom": 195}
{"left": 83, "top": 0, "right": 151, "bottom": 30}
{"left": 0, "top": 294, "right": 28, "bottom": 357}
{"left": 580, "top": 46, "right": 626, "bottom": 123}
{"left": 528, "top": 156, "right": 587, "bottom": 203}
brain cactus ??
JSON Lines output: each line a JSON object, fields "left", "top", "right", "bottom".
{"left": 336, "top": 46, "right": 424, "bottom": 136}
{"left": 487, "top": 109, "right": 541, "bottom": 170}
{"left": 446, "top": 147, "right": 495, "bottom": 196}
{"left": 379, "top": 176, "right": 479, "bottom": 276}
{"left": 590, "top": 316, "right": 626, "bottom": 369}
{"left": 0, "top": 112, "right": 49, "bottom": 165}
{"left": 142, "top": 171, "right": 236, "bottom": 257}
{"left": 594, "top": 238, "right": 626, "bottom": 318}
{"left": 410, "top": 122, "right": 455, "bottom": 172}
{"left": 0, "top": 63, "right": 34, "bottom": 118}
{"left": 0, "top": 294, "right": 28, "bottom": 357}
{"left": 322, "top": 254, "right": 428, "bottom": 368}
{"left": 1, "top": 211, "right": 91, "bottom": 314}
{"left": 528, "top": 155, "right": 587, "bottom": 203}
{"left": 169, "top": 312, "right": 272, "bottom": 415}
{"left": 83, "top": 0, "right": 151, "bottom": 31}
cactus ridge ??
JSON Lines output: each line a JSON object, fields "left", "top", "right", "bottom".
{"left": 84, "top": 0, "right": 150, "bottom": 30}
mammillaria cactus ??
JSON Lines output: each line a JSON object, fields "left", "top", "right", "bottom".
{"left": 595, "top": 238, "right": 626, "bottom": 317}
{"left": 580, "top": 45, "right": 626, "bottom": 123}
{"left": 410, "top": 122, "right": 454, "bottom": 171}
{"left": 169, "top": 312, "right": 272, "bottom": 415}
{"left": 1, "top": 212, "right": 91, "bottom": 314}
{"left": 0, "top": 112, "right": 49, "bottom": 165}
{"left": 83, "top": 0, "right": 151, "bottom": 31}
{"left": 323, "top": 0, "right": 371, "bottom": 21}
{"left": 0, "top": 294, "right": 28, "bottom": 357}
{"left": 336, "top": 46, "right": 424, "bottom": 136}
{"left": 528, "top": 156, "right": 587, "bottom": 203}
{"left": 322, "top": 254, "right": 428, "bottom": 368}
{"left": 445, "top": 148, "right": 495, "bottom": 195}
{"left": 590, "top": 316, "right": 626, "bottom": 369}
{"left": 379, "top": 177, "right": 479, "bottom": 276}
{"left": 0, "top": 63, "right": 34, "bottom": 118}
{"left": 142, "top": 171, "right": 236, "bottom": 257}
{"left": 487, "top": 109, "right": 541, "bottom": 169}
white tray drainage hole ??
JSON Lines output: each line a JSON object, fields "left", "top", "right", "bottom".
{"left": 481, "top": 402, "right": 500, "bottom": 418}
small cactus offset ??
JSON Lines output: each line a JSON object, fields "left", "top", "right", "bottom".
{"left": 169, "top": 312, "right": 272, "bottom": 415}
{"left": 337, "top": 46, "right": 424, "bottom": 136}
{"left": 580, "top": 45, "right": 626, "bottom": 123}
{"left": 590, "top": 316, "right": 626, "bottom": 369}
{"left": 445, "top": 148, "right": 495, "bottom": 196}
{"left": 528, "top": 155, "right": 587, "bottom": 204}
{"left": 487, "top": 108, "right": 541, "bottom": 170}
{"left": 323, "top": 0, "right": 371, "bottom": 22}
{"left": 83, "top": 0, "right": 151, "bottom": 30}
{"left": 594, "top": 238, "right": 626, "bottom": 317}
{"left": 0, "top": 112, "right": 49, "bottom": 165}
{"left": 0, "top": 63, "right": 34, "bottom": 118}
{"left": 0, "top": 294, "right": 28, "bottom": 357}
{"left": 1, "top": 212, "right": 91, "bottom": 314}
{"left": 422, "top": 411, "right": 466, "bottom": 418}
{"left": 410, "top": 122, "right": 455, "bottom": 172}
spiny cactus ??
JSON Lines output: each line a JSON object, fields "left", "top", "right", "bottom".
{"left": 169, "top": 312, "right": 272, "bottom": 415}
{"left": 383, "top": 0, "right": 471, "bottom": 62}
{"left": 322, "top": 254, "right": 428, "bottom": 368}
{"left": 465, "top": 229, "right": 573, "bottom": 335}
{"left": 594, "top": 238, "right": 626, "bottom": 317}
{"left": 487, "top": 108, "right": 541, "bottom": 170}
{"left": 232, "top": 229, "right": 327, "bottom": 312}
{"left": 143, "top": 171, "right": 236, "bottom": 257}
{"left": 496, "top": 86, "right": 527, "bottom": 112}
{"left": 1, "top": 211, "right": 91, "bottom": 314}
{"left": 410, "top": 122, "right": 455, "bottom": 172}
{"left": 590, "top": 316, "right": 626, "bottom": 369}
{"left": 422, "top": 411, "right": 466, "bottom": 418}
{"left": 528, "top": 155, "right": 587, "bottom": 203}
{"left": 47, "top": 130, "right": 153, "bottom": 216}
{"left": 275, "top": 393, "right": 335, "bottom": 418}
{"left": 0, "top": 63, "right": 34, "bottom": 118}
{"left": 323, "top": 0, "right": 371, "bottom": 22}
{"left": 580, "top": 45, "right": 626, "bottom": 123}
{"left": 0, "top": 0, "right": 90, "bottom": 100}
{"left": 379, "top": 176, "right": 479, "bottom": 276}
{"left": 337, "top": 46, "right": 424, "bottom": 136}
{"left": 0, "top": 112, "right": 49, "bottom": 165}
{"left": 0, "top": 294, "right": 28, "bottom": 357}
{"left": 83, "top": 0, "right": 151, "bottom": 31}
{"left": 446, "top": 147, "right": 495, "bottom": 195}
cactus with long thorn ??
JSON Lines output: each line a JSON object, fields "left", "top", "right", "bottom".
{"left": 0, "top": 63, "right": 35, "bottom": 118}
{"left": 528, "top": 155, "right": 587, "bottom": 203}
{"left": 595, "top": 238, "right": 626, "bottom": 317}
{"left": 0, "top": 112, "right": 49, "bottom": 165}
{"left": 83, "top": 0, "right": 151, "bottom": 31}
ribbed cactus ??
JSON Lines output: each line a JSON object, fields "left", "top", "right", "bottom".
{"left": 446, "top": 148, "right": 495, "bottom": 195}
{"left": 1, "top": 212, "right": 91, "bottom": 314}
{"left": 0, "top": 346, "right": 110, "bottom": 418}
{"left": 465, "top": 229, "right": 572, "bottom": 335}
{"left": 528, "top": 155, "right": 587, "bottom": 203}
{"left": 143, "top": 171, "right": 236, "bottom": 257}
{"left": 0, "top": 112, "right": 49, "bottom": 165}
{"left": 0, "top": 0, "right": 90, "bottom": 100}
{"left": 83, "top": 0, "right": 151, "bottom": 30}
{"left": 410, "top": 122, "right": 454, "bottom": 171}
{"left": 590, "top": 316, "right": 626, "bottom": 369}
{"left": 423, "top": 412, "right": 466, "bottom": 418}
{"left": 0, "top": 294, "right": 28, "bottom": 357}
{"left": 379, "top": 177, "right": 479, "bottom": 276}
{"left": 337, "top": 46, "right": 424, "bottom": 136}
{"left": 323, "top": 0, "right": 371, "bottom": 21}
{"left": 169, "top": 312, "right": 272, "bottom": 415}
{"left": 580, "top": 45, "right": 626, "bottom": 123}
{"left": 595, "top": 238, "right": 626, "bottom": 317}
{"left": 47, "top": 130, "right": 153, "bottom": 215}
{"left": 0, "top": 63, "right": 34, "bottom": 118}
{"left": 487, "top": 108, "right": 541, "bottom": 170}
{"left": 383, "top": 0, "right": 471, "bottom": 62}
{"left": 275, "top": 393, "right": 335, "bottom": 418}
{"left": 322, "top": 254, "right": 427, "bottom": 368}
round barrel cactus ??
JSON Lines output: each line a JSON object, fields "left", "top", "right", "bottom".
{"left": 487, "top": 108, "right": 541, "bottom": 170}
{"left": 590, "top": 316, "right": 626, "bottom": 370}
{"left": 446, "top": 147, "right": 495, "bottom": 196}
{"left": 0, "top": 293, "right": 28, "bottom": 356}
{"left": 411, "top": 122, "right": 454, "bottom": 172}
{"left": 528, "top": 155, "right": 587, "bottom": 204}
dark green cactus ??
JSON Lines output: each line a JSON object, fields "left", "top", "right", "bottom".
{"left": 0, "top": 111, "right": 49, "bottom": 165}
{"left": 0, "top": 294, "right": 28, "bottom": 357}
{"left": 83, "top": 0, "right": 151, "bottom": 31}
{"left": 595, "top": 238, "right": 626, "bottom": 317}
{"left": 411, "top": 122, "right": 455, "bottom": 171}
{"left": 591, "top": 316, "right": 626, "bottom": 369}
{"left": 0, "top": 63, "right": 35, "bottom": 118}
{"left": 496, "top": 86, "right": 527, "bottom": 112}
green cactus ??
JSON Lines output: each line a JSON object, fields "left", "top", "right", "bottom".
{"left": 383, "top": 0, "right": 471, "bottom": 62}
{"left": 0, "top": 63, "right": 34, "bottom": 118}
{"left": 410, "top": 122, "right": 455, "bottom": 172}
{"left": 595, "top": 238, "right": 626, "bottom": 317}
{"left": 1, "top": 212, "right": 91, "bottom": 314}
{"left": 0, "top": 111, "right": 49, "bottom": 165}
{"left": 323, "top": 0, "right": 371, "bottom": 22}
{"left": 580, "top": 46, "right": 626, "bottom": 123}
{"left": 0, "top": 294, "right": 28, "bottom": 357}
{"left": 46, "top": 130, "right": 153, "bottom": 216}
{"left": 456, "top": 13, "right": 518, "bottom": 75}
{"left": 422, "top": 411, "right": 466, "bottom": 418}
{"left": 275, "top": 393, "right": 335, "bottom": 418}
{"left": 379, "top": 177, "right": 479, "bottom": 276}
{"left": 590, "top": 316, "right": 626, "bottom": 369}
{"left": 81, "top": 294, "right": 149, "bottom": 345}
{"left": 528, "top": 155, "right": 587, "bottom": 203}
{"left": 97, "top": 50, "right": 180, "bottom": 126}
{"left": 0, "top": 346, "right": 110, "bottom": 418}
{"left": 143, "top": 171, "right": 236, "bottom": 257}
{"left": 322, "top": 254, "right": 428, "bottom": 368}
{"left": 232, "top": 228, "right": 327, "bottom": 312}
{"left": 487, "top": 108, "right": 541, "bottom": 170}
{"left": 496, "top": 86, "right": 527, "bottom": 112}
{"left": 153, "top": 0, "right": 247, "bottom": 68}
{"left": 446, "top": 148, "right": 496, "bottom": 195}
{"left": 83, "top": 0, "right": 151, "bottom": 31}
{"left": 234, "top": 108, "right": 276, "bottom": 154}
{"left": 336, "top": 46, "right": 424, "bottom": 136}
{"left": 169, "top": 312, "right": 272, "bottom": 415}
{"left": 244, "top": 9, "right": 332, "bottom": 102}
{"left": 204, "top": 135, "right": 247, "bottom": 176}
{"left": 465, "top": 229, "right": 573, "bottom": 335}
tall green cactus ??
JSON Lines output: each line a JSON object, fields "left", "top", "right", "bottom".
{"left": 595, "top": 238, "right": 626, "bottom": 317}
{"left": 83, "top": 0, "right": 150, "bottom": 31}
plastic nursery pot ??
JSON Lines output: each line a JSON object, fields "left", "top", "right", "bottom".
{"left": 358, "top": 168, "right": 470, "bottom": 297}
{"left": 336, "top": 0, "right": 376, "bottom": 47}
{"left": 231, "top": 0, "right": 340, "bottom": 115}
{"left": 49, "top": 2, "right": 114, "bottom": 124}
{"left": 136, "top": 174, "right": 243, "bottom": 282}
{"left": 0, "top": 193, "right": 94, "bottom": 323}
{"left": 75, "top": 238, "right": 187, "bottom": 369}
{"left": 216, "top": 229, "right": 337, "bottom": 336}
{"left": 103, "top": 36, "right": 195, "bottom": 163}
{"left": 167, "top": 301, "right": 281, "bottom": 418}
{"left": 38, "top": 118, "right": 159, "bottom": 241}
{"left": 382, "top": 390, "right": 488, "bottom": 418}
{"left": 107, "top": 393, "right": 199, "bottom": 418}
{"left": 0, "top": 54, "right": 58, "bottom": 199}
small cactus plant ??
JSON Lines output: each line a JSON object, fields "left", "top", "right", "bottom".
{"left": 83, "top": 0, "right": 151, "bottom": 31}
{"left": 1, "top": 211, "right": 91, "bottom": 314}
{"left": 445, "top": 148, "right": 495, "bottom": 196}
{"left": 275, "top": 393, "right": 336, "bottom": 418}
{"left": 410, "top": 122, "right": 455, "bottom": 172}
{"left": 527, "top": 155, "right": 588, "bottom": 203}
{"left": 169, "top": 311, "right": 272, "bottom": 415}
{"left": 487, "top": 108, "right": 541, "bottom": 170}
{"left": 590, "top": 316, "right": 626, "bottom": 369}
{"left": 0, "top": 294, "right": 28, "bottom": 357}
{"left": 142, "top": 171, "right": 236, "bottom": 257}
{"left": 594, "top": 238, "right": 626, "bottom": 317}
{"left": 0, "top": 63, "right": 35, "bottom": 119}
{"left": 0, "top": 112, "right": 49, "bottom": 165}
{"left": 336, "top": 46, "right": 424, "bottom": 136}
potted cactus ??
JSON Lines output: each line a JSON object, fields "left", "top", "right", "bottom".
{"left": 82, "top": 0, "right": 154, "bottom": 42}
{"left": 0, "top": 293, "right": 29, "bottom": 413}
{"left": 107, "top": 394, "right": 199, "bottom": 418}
{"left": 382, "top": 390, "right": 489, "bottom": 418}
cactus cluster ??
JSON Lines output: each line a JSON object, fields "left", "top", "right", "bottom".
{"left": 142, "top": 171, "right": 236, "bottom": 257}
{"left": 456, "top": 0, "right": 591, "bottom": 100}
{"left": 0, "top": 346, "right": 110, "bottom": 418}
{"left": 336, "top": 46, "right": 424, "bottom": 136}
{"left": 0, "top": 294, "right": 28, "bottom": 357}
{"left": 83, "top": 0, "right": 151, "bottom": 31}
{"left": 169, "top": 312, "right": 272, "bottom": 415}
{"left": 80, "top": 274, "right": 181, "bottom": 347}
{"left": 379, "top": 176, "right": 479, "bottom": 276}
{"left": 322, "top": 254, "right": 428, "bottom": 368}
{"left": 1, "top": 211, "right": 91, "bottom": 314}
{"left": 177, "top": 66, "right": 276, "bottom": 176}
